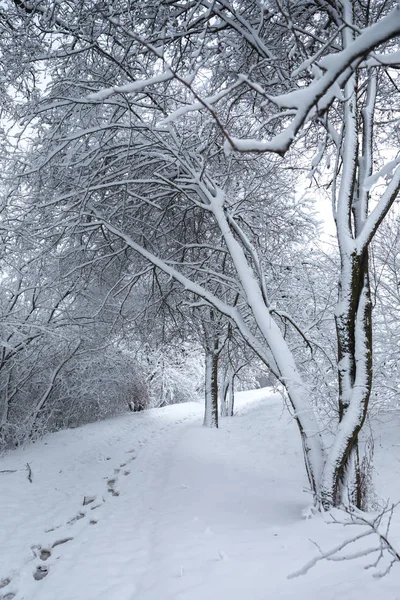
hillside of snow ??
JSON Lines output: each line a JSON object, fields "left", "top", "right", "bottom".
{"left": 1, "top": 389, "right": 400, "bottom": 600}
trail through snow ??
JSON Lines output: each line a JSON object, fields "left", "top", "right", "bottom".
{"left": 1, "top": 389, "right": 400, "bottom": 599}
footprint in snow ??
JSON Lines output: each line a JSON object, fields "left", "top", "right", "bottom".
{"left": 33, "top": 565, "right": 49, "bottom": 581}
{"left": 6, "top": 525, "right": 77, "bottom": 596}
{"left": 125, "top": 452, "right": 137, "bottom": 463}
{"left": 0, "top": 579, "right": 11, "bottom": 591}
{"left": 36, "top": 537, "right": 73, "bottom": 562}
{"left": 0, "top": 579, "right": 15, "bottom": 599}
{"left": 31, "top": 544, "right": 51, "bottom": 562}
{"left": 44, "top": 523, "right": 62, "bottom": 533}
{"left": 26, "top": 536, "right": 75, "bottom": 590}
{"left": 107, "top": 479, "right": 120, "bottom": 497}
{"left": 39, "top": 548, "right": 51, "bottom": 561}
{"left": 52, "top": 538, "right": 73, "bottom": 548}
{"left": 83, "top": 495, "right": 96, "bottom": 506}
{"left": 67, "top": 511, "right": 85, "bottom": 525}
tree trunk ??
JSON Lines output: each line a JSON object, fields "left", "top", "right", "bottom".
{"left": 321, "top": 250, "right": 372, "bottom": 509}
{"left": 220, "top": 366, "right": 229, "bottom": 417}
{"left": 220, "top": 386, "right": 228, "bottom": 417}
{"left": 204, "top": 349, "right": 219, "bottom": 428}
{"left": 227, "top": 373, "right": 234, "bottom": 417}
{"left": 319, "top": 15, "right": 375, "bottom": 508}
{"left": 213, "top": 203, "right": 324, "bottom": 497}
{"left": 220, "top": 365, "right": 235, "bottom": 417}
{"left": 0, "top": 374, "right": 11, "bottom": 433}
{"left": 27, "top": 342, "right": 81, "bottom": 441}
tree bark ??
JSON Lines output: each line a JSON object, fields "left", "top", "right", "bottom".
{"left": 220, "top": 375, "right": 228, "bottom": 417}
{"left": 204, "top": 349, "right": 219, "bottom": 428}
{"left": 220, "top": 365, "right": 234, "bottom": 417}
{"left": 321, "top": 250, "right": 372, "bottom": 508}
{"left": 227, "top": 373, "right": 234, "bottom": 417}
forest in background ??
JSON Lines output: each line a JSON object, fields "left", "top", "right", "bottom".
{"left": 0, "top": 0, "right": 399, "bottom": 511}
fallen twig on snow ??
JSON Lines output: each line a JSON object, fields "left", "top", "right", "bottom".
{"left": 26, "top": 462, "right": 33, "bottom": 483}
{"left": 288, "top": 502, "right": 400, "bottom": 579}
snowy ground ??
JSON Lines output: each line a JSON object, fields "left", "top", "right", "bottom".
{"left": 1, "top": 389, "right": 400, "bottom": 600}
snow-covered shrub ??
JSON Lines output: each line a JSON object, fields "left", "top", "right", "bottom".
{"left": 134, "top": 343, "right": 204, "bottom": 409}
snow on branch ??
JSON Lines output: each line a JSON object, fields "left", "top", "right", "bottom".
{"left": 226, "top": 8, "right": 400, "bottom": 155}
{"left": 87, "top": 71, "right": 174, "bottom": 102}
{"left": 83, "top": 208, "right": 277, "bottom": 373}
{"left": 366, "top": 51, "right": 400, "bottom": 68}
{"left": 356, "top": 163, "right": 400, "bottom": 253}
{"left": 79, "top": 6, "right": 400, "bottom": 158}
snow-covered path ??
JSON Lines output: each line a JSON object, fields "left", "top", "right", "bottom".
{"left": 0, "top": 403, "right": 202, "bottom": 599}
{"left": 132, "top": 393, "right": 307, "bottom": 600}
{"left": 1, "top": 390, "right": 400, "bottom": 600}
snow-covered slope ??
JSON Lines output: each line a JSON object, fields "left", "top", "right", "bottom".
{"left": 1, "top": 389, "right": 400, "bottom": 600}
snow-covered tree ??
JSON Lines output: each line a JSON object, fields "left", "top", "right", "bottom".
{"left": 4, "top": 0, "right": 400, "bottom": 509}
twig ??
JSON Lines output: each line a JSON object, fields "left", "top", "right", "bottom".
{"left": 288, "top": 502, "right": 400, "bottom": 579}
{"left": 26, "top": 462, "right": 33, "bottom": 483}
